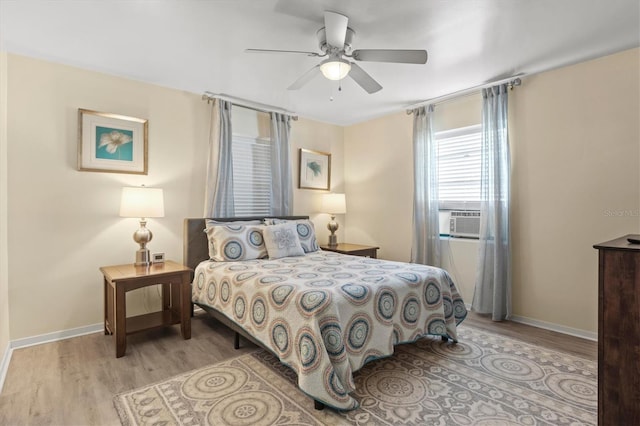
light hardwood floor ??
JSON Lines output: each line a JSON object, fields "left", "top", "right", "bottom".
{"left": 0, "top": 311, "right": 596, "bottom": 425}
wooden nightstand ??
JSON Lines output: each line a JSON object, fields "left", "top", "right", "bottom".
{"left": 101, "top": 260, "right": 192, "bottom": 358}
{"left": 320, "top": 243, "right": 379, "bottom": 258}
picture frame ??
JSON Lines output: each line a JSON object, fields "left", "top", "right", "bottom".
{"left": 299, "top": 148, "right": 331, "bottom": 190}
{"left": 78, "top": 109, "right": 148, "bottom": 174}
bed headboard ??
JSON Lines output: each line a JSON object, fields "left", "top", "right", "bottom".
{"left": 183, "top": 216, "right": 310, "bottom": 271}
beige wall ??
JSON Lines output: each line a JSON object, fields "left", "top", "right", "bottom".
{"left": 344, "top": 48, "right": 640, "bottom": 335}
{"left": 291, "top": 118, "right": 345, "bottom": 246}
{"left": 433, "top": 94, "right": 482, "bottom": 132}
{"left": 510, "top": 48, "right": 639, "bottom": 332}
{"left": 440, "top": 238, "right": 478, "bottom": 303}
{"left": 3, "top": 54, "right": 343, "bottom": 340}
{"left": 344, "top": 112, "right": 414, "bottom": 261}
{"left": 6, "top": 54, "right": 209, "bottom": 338}
{"left": 0, "top": 52, "right": 10, "bottom": 366}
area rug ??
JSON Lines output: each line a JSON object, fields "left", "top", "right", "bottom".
{"left": 114, "top": 325, "right": 597, "bottom": 425}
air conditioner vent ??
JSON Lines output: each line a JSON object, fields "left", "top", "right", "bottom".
{"left": 449, "top": 210, "right": 481, "bottom": 238}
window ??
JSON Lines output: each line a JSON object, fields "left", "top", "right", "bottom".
{"left": 229, "top": 106, "right": 274, "bottom": 217}
{"left": 231, "top": 134, "right": 272, "bottom": 216}
{"left": 436, "top": 124, "right": 482, "bottom": 210}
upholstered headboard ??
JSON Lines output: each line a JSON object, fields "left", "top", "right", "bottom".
{"left": 183, "top": 216, "right": 309, "bottom": 271}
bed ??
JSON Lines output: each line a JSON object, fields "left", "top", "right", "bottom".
{"left": 184, "top": 216, "right": 467, "bottom": 411}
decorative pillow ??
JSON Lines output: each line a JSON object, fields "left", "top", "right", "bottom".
{"left": 262, "top": 222, "right": 305, "bottom": 260}
{"left": 204, "top": 219, "right": 264, "bottom": 260}
{"left": 264, "top": 219, "right": 320, "bottom": 253}
{"left": 205, "top": 224, "right": 267, "bottom": 261}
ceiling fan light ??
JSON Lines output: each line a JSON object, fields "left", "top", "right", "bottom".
{"left": 320, "top": 59, "right": 351, "bottom": 80}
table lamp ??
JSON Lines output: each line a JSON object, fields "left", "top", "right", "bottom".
{"left": 321, "top": 193, "right": 346, "bottom": 246}
{"left": 119, "top": 186, "right": 165, "bottom": 266}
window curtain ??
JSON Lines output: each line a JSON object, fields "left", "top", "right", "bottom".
{"left": 269, "top": 112, "right": 293, "bottom": 215}
{"left": 411, "top": 104, "right": 441, "bottom": 267}
{"left": 204, "top": 99, "right": 235, "bottom": 217}
{"left": 472, "top": 84, "right": 511, "bottom": 320}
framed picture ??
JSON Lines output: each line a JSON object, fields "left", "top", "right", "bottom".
{"left": 78, "top": 109, "right": 148, "bottom": 174}
{"left": 299, "top": 148, "right": 331, "bottom": 190}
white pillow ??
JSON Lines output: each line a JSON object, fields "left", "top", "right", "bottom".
{"left": 262, "top": 222, "right": 305, "bottom": 260}
{"left": 205, "top": 224, "right": 267, "bottom": 261}
{"left": 264, "top": 219, "right": 320, "bottom": 253}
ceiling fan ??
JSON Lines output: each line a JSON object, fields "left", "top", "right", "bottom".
{"left": 246, "top": 11, "right": 428, "bottom": 94}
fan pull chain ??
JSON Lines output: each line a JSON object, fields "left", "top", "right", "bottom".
{"left": 329, "top": 79, "right": 344, "bottom": 101}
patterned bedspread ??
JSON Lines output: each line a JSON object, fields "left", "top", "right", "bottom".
{"left": 192, "top": 251, "right": 467, "bottom": 410}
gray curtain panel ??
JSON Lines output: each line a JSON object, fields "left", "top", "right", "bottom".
{"left": 472, "top": 84, "right": 512, "bottom": 320}
{"left": 204, "top": 98, "right": 235, "bottom": 217}
{"left": 269, "top": 112, "right": 293, "bottom": 216}
{"left": 411, "top": 104, "right": 441, "bottom": 267}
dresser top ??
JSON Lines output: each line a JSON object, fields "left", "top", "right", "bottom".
{"left": 594, "top": 234, "right": 640, "bottom": 251}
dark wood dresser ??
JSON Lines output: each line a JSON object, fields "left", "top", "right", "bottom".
{"left": 593, "top": 235, "right": 640, "bottom": 425}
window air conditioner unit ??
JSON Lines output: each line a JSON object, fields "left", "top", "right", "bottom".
{"left": 449, "top": 210, "right": 481, "bottom": 238}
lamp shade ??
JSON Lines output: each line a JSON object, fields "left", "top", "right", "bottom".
{"left": 320, "top": 58, "right": 351, "bottom": 81}
{"left": 119, "top": 186, "right": 165, "bottom": 218}
{"left": 322, "top": 193, "right": 346, "bottom": 214}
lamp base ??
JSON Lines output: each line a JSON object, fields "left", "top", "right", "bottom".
{"left": 135, "top": 248, "right": 151, "bottom": 266}
{"left": 327, "top": 215, "right": 339, "bottom": 247}
{"left": 133, "top": 219, "right": 152, "bottom": 266}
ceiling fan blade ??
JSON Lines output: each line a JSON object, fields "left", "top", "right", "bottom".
{"left": 245, "top": 48, "right": 321, "bottom": 57}
{"left": 352, "top": 49, "right": 428, "bottom": 64}
{"left": 288, "top": 65, "right": 321, "bottom": 90}
{"left": 348, "top": 63, "right": 382, "bottom": 94}
{"left": 324, "top": 11, "right": 348, "bottom": 48}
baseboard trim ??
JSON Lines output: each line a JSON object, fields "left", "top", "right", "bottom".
{"left": 10, "top": 322, "right": 103, "bottom": 350}
{"left": 0, "top": 344, "right": 12, "bottom": 394}
{"left": 0, "top": 323, "right": 103, "bottom": 394}
{"left": 510, "top": 315, "right": 597, "bottom": 341}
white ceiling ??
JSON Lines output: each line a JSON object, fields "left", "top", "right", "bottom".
{"left": 1, "top": 0, "right": 639, "bottom": 125}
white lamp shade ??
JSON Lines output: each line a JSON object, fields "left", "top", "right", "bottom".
{"left": 322, "top": 193, "right": 347, "bottom": 214}
{"left": 320, "top": 59, "right": 351, "bottom": 81}
{"left": 119, "top": 187, "right": 165, "bottom": 218}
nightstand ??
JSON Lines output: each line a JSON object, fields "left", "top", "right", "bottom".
{"left": 101, "top": 260, "right": 192, "bottom": 358}
{"left": 320, "top": 243, "right": 379, "bottom": 258}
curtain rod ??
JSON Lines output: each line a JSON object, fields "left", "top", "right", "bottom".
{"left": 202, "top": 92, "right": 298, "bottom": 120}
{"left": 405, "top": 75, "right": 523, "bottom": 114}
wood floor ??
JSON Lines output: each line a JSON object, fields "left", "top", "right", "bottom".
{"left": 0, "top": 311, "right": 596, "bottom": 425}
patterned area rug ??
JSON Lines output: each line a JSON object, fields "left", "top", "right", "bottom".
{"left": 114, "top": 325, "right": 596, "bottom": 425}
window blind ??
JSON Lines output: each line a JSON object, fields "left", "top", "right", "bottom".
{"left": 436, "top": 124, "right": 482, "bottom": 210}
{"left": 231, "top": 135, "right": 272, "bottom": 216}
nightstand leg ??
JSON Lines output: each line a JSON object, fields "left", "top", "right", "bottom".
{"left": 162, "top": 282, "right": 171, "bottom": 311}
{"left": 180, "top": 272, "right": 191, "bottom": 340}
{"left": 103, "top": 278, "right": 109, "bottom": 335}
{"left": 115, "top": 284, "right": 126, "bottom": 358}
